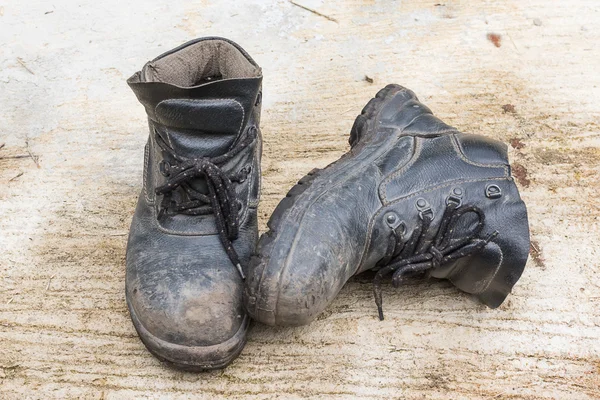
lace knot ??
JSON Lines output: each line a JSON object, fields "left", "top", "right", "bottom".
{"left": 152, "top": 126, "right": 257, "bottom": 278}
{"left": 428, "top": 246, "right": 444, "bottom": 269}
{"left": 373, "top": 202, "right": 498, "bottom": 320}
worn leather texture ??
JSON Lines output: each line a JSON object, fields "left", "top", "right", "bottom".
{"left": 125, "top": 37, "right": 262, "bottom": 368}
{"left": 244, "top": 84, "right": 529, "bottom": 326}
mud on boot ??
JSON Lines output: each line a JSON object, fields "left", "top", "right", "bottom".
{"left": 126, "top": 37, "right": 262, "bottom": 370}
{"left": 244, "top": 84, "right": 529, "bottom": 326}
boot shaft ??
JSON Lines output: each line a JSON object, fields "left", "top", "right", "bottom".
{"left": 126, "top": 38, "right": 262, "bottom": 237}
{"left": 128, "top": 37, "right": 262, "bottom": 157}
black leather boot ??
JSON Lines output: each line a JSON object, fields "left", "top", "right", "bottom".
{"left": 244, "top": 84, "right": 529, "bottom": 326}
{"left": 125, "top": 38, "right": 262, "bottom": 370}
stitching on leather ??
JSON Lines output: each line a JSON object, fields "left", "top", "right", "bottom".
{"left": 152, "top": 99, "right": 247, "bottom": 235}
{"left": 157, "top": 98, "right": 245, "bottom": 143}
{"left": 248, "top": 141, "right": 261, "bottom": 208}
{"left": 475, "top": 241, "right": 504, "bottom": 294}
{"left": 355, "top": 190, "right": 385, "bottom": 275}
{"left": 143, "top": 141, "right": 151, "bottom": 203}
{"left": 402, "top": 128, "right": 459, "bottom": 136}
{"left": 401, "top": 113, "right": 460, "bottom": 135}
{"left": 244, "top": 140, "right": 260, "bottom": 209}
{"left": 450, "top": 134, "right": 509, "bottom": 176}
{"left": 381, "top": 135, "right": 509, "bottom": 204}
{"left": 193, "top": 98, "right": 245, "bottom": 137}
{"left": 379, "top": 137, "right": 421, "bottom": 204}
{"left": 401, "top": 109, "right": 428, "bottom": 131}
{"left": 232, "top": 99, "right": 245, "bottom": 136}
{"left": 201, "top": 98, "right": 246, "bottom": 137}
{"left": 387, "top": 176, "right": 511, "bottom": 206}
{"left": 357, "top": 176, "right": 511, "bottom": 275}
{"left": 164, "top": 127, "right": 174, "bottom": 148}
{"left": 153, "top": 130, "right": 256, "bottom": 236}
{"left": 152, "top": 205, "right": 257, "bottom": 236}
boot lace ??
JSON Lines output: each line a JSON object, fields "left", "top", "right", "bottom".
{"left": 373, "top": 201, "right": 498, "bottom": 320}
{"left": 154, "top": 126, "right": 258, "bottom": 279}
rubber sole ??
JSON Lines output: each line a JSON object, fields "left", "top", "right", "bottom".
{"left": 127, "top": 295, "right": 249, "bottom": 371}
{"left": 244, "top": 84, "right": 407, "bottom": 325}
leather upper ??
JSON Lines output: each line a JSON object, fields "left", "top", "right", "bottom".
{"left": 126, "top": 38, "right": 262, "bottom": 347}
{"left": 245, "top": 85, "right": 529, "bottom": 326}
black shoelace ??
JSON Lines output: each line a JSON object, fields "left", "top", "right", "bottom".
{"left": 373, "top": 201, "right": 498, "bottom": 320}
{"left": 154, "top": 126, "right": 258, "bottom": 279}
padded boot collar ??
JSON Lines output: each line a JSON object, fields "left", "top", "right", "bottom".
{"left": 127, "top": 37, "right": 262, "bottom": 126}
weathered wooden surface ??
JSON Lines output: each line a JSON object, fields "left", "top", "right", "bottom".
{"left": 1, "top": 0, "right": 599, "bottom": 398}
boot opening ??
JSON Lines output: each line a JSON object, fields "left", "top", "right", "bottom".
{"left": 142, "top": 38, "right": 261, "bottom": 87}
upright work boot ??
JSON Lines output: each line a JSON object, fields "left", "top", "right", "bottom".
{"left": 244, "top": 84, "right": 529, "bottom": 325}
{"left": 125, "top": 38, "right": 262, "bottom": 370}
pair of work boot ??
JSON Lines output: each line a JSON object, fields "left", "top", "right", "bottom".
{"left": 125, "top": 37, "right": 530, "bottom": 370}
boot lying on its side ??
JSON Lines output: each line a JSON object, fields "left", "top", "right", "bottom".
{"left": 244, "top": 84, "right": 529, "bottom": 326}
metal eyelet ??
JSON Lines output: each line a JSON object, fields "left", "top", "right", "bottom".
{"left": 238, "top": 165, "right": 252, "bottom": 183}
{"left": 236, "top": 199, "right": 244, "bottom": 213}
{"left": 485, "top": 184, "right": 502, "bottom": 199}
{"left": 446, "top": 187, "right": 463, "bottom": 206}
{"left": 416, "top": 198, "right": 433, "bottom": 220}
{"left": 396, "top": 221, "right": 407, "bottom": 235}
{"left": 255, "top": 91, "right": 262, "bottom": 106}
{"left": 159, "top": 160, "right": 171, "bottom": 177}
{"left": 384, "top": 212, "right": 405, "bottom": 232}
{"left": 385, "top": 212, "right": 397, "bottom": 226}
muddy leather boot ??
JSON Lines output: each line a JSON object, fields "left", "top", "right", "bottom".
{"left": 125, "top": 38, "right": 262, "bottom": 370}
{"left": 244, "top": 84, "right": 529, "bottom": 326}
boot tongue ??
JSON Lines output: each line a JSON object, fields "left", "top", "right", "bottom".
{"left": 154, "top": 97, "right": 247, "bottom": 196}
{"left": 136, "top": 38, "right": 261, "bottom": 157}
{"left": 128, "top": 38, "right": 262, "bottom": 200}
{"left": 154, "top": 97, "right": 244, "bottom": 158}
